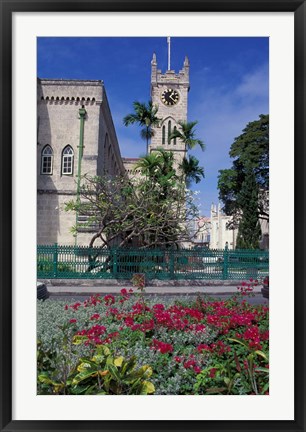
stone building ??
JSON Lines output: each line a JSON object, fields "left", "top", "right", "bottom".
{"left": 37, "top": 79, "right": 124, "bottom": 246}
{"left": 37, "top": 51, "right": 193, "bottom": 246}
{"left": 208, "top": 203, "right": 269, "bottom": 250}
{"left": 209, "top": 203, "right": 238, "bottom": 250}
{"left": 190, "top": 206, "right": 238, "bottom": 250}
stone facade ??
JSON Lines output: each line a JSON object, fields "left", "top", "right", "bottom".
{"left": 190, "top": 208, "right": 270, "bottom": 250}
{"left": 37, "top": 79, "right": 124, "bottom": 245}
{"left": 37, "top": 53, "right": 192, "bottom": 247}
{"left": 149, "top": 53, "right": 189, "bottom": 168}
{"left": 210, "top": 203, "right": 238, "bottom": 250}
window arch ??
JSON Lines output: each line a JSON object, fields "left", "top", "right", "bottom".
{"left": 61, "top": 145, "right": 74, "bottom": 175}
{"left": 41, "top": 145, "right": 53, "bottom": 174}
{"left": 162, "top": 125, "right": 166, "bottom": 145}
{"left": 168, "top": 120, "right": 171, "bottom": 144}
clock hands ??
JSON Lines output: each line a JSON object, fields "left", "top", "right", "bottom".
{"left": 161, "top": 88, "right": 179, "bottom": 105}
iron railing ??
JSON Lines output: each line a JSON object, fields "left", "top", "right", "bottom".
{"left": 37, "top": 244, "right": 269, "bottom": 280}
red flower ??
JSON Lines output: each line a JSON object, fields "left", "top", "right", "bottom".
{"left": 151, "top": 339, "right": 173, "bottom": 354}
{"left": 104, "top": 294, "right": 115, "bottom": 306}
{"left": 209, "top": 368, "right": 217, "bottom": 378}
{"left": 90, "top": 313, "right": 100, "bottom": 320}
{"left": 69, "top": 319, "right": 77, "bottom": 323}
{"left": 197, "top": 344, "right": 211, "bottom": 353}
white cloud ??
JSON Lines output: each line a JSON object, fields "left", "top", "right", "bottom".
{"left": 235, "top": 63, "right": 269, "bottom": 99}
{"left": 187, "top": 62, "right": 269, "bottom": 208}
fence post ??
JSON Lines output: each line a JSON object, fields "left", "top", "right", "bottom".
{"left": 223, "top": 244, "right": 229, "bottom": 280}
{"left": 53, "top": 243, "right": 58, "bottom": 278}
{"left": 169, "top": 250, "right": 174, "bottom": 278}
{"left": 113, "top": 248, "right": 118, "bottom": 277}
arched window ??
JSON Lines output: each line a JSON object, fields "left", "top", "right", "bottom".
{"left": 168, "top": 120, "right": 171, "bottom": 144}
{"left": 162, "top": 125, "right": 166, "bottom": 145}
{"left": 41, "top": 145, "right": 53, "bottom": 174}
{"left": 61, "top": 145, "right": 74, "bottom": 175}
{"left": 173, "top": 126, "right": 177, "bottom": 145}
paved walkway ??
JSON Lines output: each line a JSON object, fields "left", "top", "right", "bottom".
{"left": 47, "top": 284, "right": 262, "bottom": 296}
{"left": 43, "top": 284, "right": 267, "bottom": 305}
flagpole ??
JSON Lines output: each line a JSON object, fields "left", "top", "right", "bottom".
{"left": 167, "top": 36, "right": 171, "bottom": 70}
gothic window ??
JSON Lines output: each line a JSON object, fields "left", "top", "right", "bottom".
{"left": 173, "top": 126, "right": 177, "bottom": 145}
{"left": 168, "top": 120, "right": 171, "bottom": 144}
{"left": 61, "top": 145, "right": 74, "bottom": 175}
{"left": 41, "top": 145, "right": 53, "bottom": 175}
{"left": 162, "top": 125, "right": 166, "bottom": 145}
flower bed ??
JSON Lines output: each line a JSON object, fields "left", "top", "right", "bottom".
{"left": 37, "top": 282, "right": 269, "bottom": 395}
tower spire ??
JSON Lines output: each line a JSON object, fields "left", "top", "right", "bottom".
{"left": 167, "top": 36, "right": 171, "bottom": 70}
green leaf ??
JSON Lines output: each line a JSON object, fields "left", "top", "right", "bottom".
{"left": 224, "top": 377, "right": 231, "bottom": 386}
{"left": 97, "top": 345, "right": 111, "bottom": 357}
{"left": 114, "top": 356, "right": 124, "bottom": 367}
{"left": 72, "top": 370, "right": 98, "bottom": 385}
{"left": 72, "top": 335, "right": 88, "bottom": 345}
{"left": 254, "top": 350, "right": 268, "bottom": 361}
{"left": 91, "top": 354, "right": 105, "bottom": 364}
{"left": 261, "top": 382, "right": 270, "bottom": 394}
{"left": 132, "top": 365, "right": 153, "bottom": 379}
{"left": 107, "top": 363, "right": 121, "bottom": 382}
{"left": 77, "top": 362, "right": 97, "bottom": 373}
{"left": 255, "top": 367, "right": 269, "bottom": 374}
{"left": 140, "top": 381, "right": 155, "bottom": 395}
{"left": 228, "top": 338, "right": 248, "bottom": 349}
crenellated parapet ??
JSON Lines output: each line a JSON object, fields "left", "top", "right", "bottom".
{"left": 151, "top": 55, "right": 190, "bottom": 91}
{"left": 39, "top": 95, "right": 98, "bottom": 104}
{"left": 37, "top": 78, "right": 103, "bottom": 103}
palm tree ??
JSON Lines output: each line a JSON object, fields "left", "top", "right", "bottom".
{"left": 134, "top": 152, "right": 162, "bottom": 179}
{"left": 169, "top": 120, "right": 205, "bottom": 151}
{"left": 134, "top": 149, "right": 177, "bottom": 200}
{"left": 179, "top": 155, "right": 205, "bottom": 187}
{"left": 123, "top": 101, "right": 161, "bottom": 154}
{"left": 134, "top": 148, "right": 176, "bottom": 182}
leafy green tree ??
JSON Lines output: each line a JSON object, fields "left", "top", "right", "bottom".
{"left": 123, "top": 101, "right": 161, "bottom": 154}
{"left": 180, "top": 155, "right": 205, "bottom": 187}
{"left": 134, "top": 149, "right": 177, "bottom": 199}
{"left": 236, "top": 170, "right": 262, "bottom": 249}
{"left": 169, "top": 120, "right": 205, "bottom": 188}
{"left": 65, "top": 172, "right": 199, "bottom": 253}
{"left": 134, "top": 148, "right": 176, "bottom": 183}
{"left": 169, "top": 120, "right": 205, "bottom": 151}
{"left": 218, "top": 114, "right": 269, "bottom": 229}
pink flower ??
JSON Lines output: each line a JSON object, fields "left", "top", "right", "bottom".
{"left": 90, "top": 313, "right": 100, "bottom": 320}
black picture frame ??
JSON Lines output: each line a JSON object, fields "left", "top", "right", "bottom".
{"left": 0, "top": 1, "right": 305, "bottom": 431}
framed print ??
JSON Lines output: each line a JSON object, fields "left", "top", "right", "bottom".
{"left": 0, "top": 0, "right": 305, "bottom": 431}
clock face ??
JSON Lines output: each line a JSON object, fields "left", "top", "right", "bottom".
{"left": 161, "top": 88, "right": 180, "bottom": 106}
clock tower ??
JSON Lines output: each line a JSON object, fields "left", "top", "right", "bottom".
{"left": 149, "top": 51, "right": 190, "bottom": 168}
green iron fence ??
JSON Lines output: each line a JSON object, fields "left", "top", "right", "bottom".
{"left": 37, "top": 244, "right": 269, "bottom": 280}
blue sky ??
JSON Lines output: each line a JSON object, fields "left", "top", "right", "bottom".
{"left": 37, "top": 37, "right": 269, "bottom": 216}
